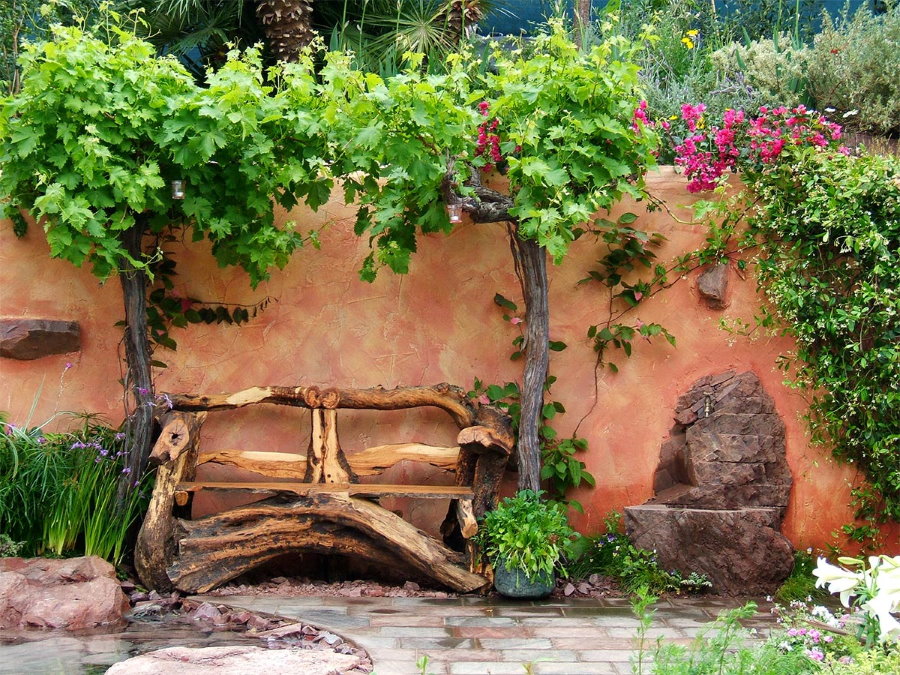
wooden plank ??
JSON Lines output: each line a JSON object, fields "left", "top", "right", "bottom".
{"left": 350, "top": 443, "right": 459, "bottom": 475}
{"left": 196, "top": 444, "right": 460, "bottom": 478}
{"left": 175, "top": 481, "right": 474, "bottom": 500}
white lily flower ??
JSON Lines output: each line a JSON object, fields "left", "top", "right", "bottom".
{"left": 813, "top": 557, "right": 862, "bottom": 607}
{"left": 863, "top": 594, "right": 900, "bottom": 642}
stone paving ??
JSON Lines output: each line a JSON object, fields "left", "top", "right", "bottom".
{"left": 200, "top": 594, "right": 779, "bottom": 675}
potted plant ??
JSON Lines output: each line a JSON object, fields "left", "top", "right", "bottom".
{"left": 475, "top": 490, "right": 575, "bottom": 599}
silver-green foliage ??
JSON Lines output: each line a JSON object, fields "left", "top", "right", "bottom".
{"left": 808, "top": 4, "right": 900, "bottom": 135}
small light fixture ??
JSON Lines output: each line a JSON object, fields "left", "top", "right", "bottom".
{"left": 446, "top": 202, "right": 462, "bottom": 224}
{"left": 171, "top": 180, "right": 185, "bottom": 200}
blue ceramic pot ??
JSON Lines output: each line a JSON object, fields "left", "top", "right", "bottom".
{"left": 493, "top": 561, "right": 554, "bottom": 599}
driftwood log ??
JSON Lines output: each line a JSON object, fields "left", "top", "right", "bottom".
{"left": 168, "top": 494, "right": 486, "bottom": 593}
{"left": 134, "top": 384, "right": 513, "bottom": 594}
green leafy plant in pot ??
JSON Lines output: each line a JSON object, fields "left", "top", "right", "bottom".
{"left": 475, "top": 490, "right": 575, "bottom": 599}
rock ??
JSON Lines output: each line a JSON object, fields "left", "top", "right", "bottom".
{"left": 191, "top": 602, "right": 223, "bottom": 624}
{"left": 246, "top": 614, "right": 273, "bottom": 631}
{"left": 653, "top": 371, "right": 791, "bottom": 511}
{"left": 130, "top": 602, "right": 164, "bottom": 618}
{"left": 0, "top": 556, "right": 129, "bottom": 630}
{"left": 624, "top": 505, "right": 794, "bottom": 595}
{"left": 402, "top": 581, "right": 420, "bottom": 592}
{"left": 105, "top": 646, "right": 363, "bottom": 675}
{"left": 577, "top": 582, "right": 591, "bottom": 595}
{"left": 697, "top": 263, "right": 729, "bottom": 309}
{"left": 316, "top": 631, "right": 343, "bottom": 647}
{"left": 563, "top": 583, "right": 575, "bottom": 597}
{"left": 628, "top": 371, "right": 795, "bottom": 595}
{"left": 230, "top": 610, "right": 254, "bottom": 625}
{"left": 0, "top": 318, "right": 81, "bottom": 360}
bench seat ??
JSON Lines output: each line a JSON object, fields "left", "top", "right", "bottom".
{"left": 175, "top": 481, "right": 474, "bottom": 500}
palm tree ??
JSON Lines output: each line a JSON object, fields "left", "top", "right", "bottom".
{"left": 254, "top": 0, "right": 316, "bottom": 61}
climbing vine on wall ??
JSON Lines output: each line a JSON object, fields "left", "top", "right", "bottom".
{"left": 694, "top": 147, "right": 900, "bottom": 527}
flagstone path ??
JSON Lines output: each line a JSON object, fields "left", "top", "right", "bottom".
{"left": 200, "top": 594, "right": 778, "bottom": 675}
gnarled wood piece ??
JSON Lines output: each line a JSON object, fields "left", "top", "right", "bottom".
{"left": 167, "top": 494, "right": 487, "bottom": 593}
{"left": 304, "top": 409, "right": 356, "bottom": 483}
{"left": 195, "top": 443, "right": 460, "bottom": 479}
{"left": 166, "top": 383, "right": 476, "bottom": 428}
{"left": 149, "top": 411, "right": 206, "bottom": 465}
{"left": 456, "top": 500, "right": 478, "bottom": 539}
{"left": 135, "top": 411, "right": 207, "bottom": 591}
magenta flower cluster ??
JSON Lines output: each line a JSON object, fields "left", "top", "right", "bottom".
{"left": 634, "top": 101, "right": 850, "bottom": 192}
{"left": 475, "top": 101, "right": 504, "bottom": 170}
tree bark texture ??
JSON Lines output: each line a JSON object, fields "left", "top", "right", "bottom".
{"left": 118, "top": 220, "right": 154, "bottom": 482}
{"left": 510, "top": 231, "right": 549, "bottom": 493}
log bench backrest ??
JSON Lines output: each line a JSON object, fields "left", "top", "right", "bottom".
{"left": 149, "top": 383, "right": 513, "bottom": 519}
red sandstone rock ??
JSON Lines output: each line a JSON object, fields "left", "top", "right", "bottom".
{"left": 697, "top": 263, "right": 730, "bottom": 309}
{"left": 0, "top": 556, "right": 129, "bottom": 630}
{"left": 105, "top": 646, "right": 364, "bottom": 674}
{"left": 0, "top": 318, "right": 80, "bottom": 360}
{"left": 624, "top": 505, "right": 794, "bottom": 595}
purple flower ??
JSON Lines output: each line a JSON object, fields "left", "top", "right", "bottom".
{"left": 122, "top": 467, "right": 132, "bottom": 475}
{"left": 115, "top": 432, "right": 126, "bottom": 441}
{"left": 64, "top": 362, "right": 73, "bottom": 370}
{"left": 3, "top": 424, "right": 15, "bottom": 434}
{"left": 71, "top": 441, "right": 86, "bottom": 449}
{"left": 137, "top": 387, "right": 150, "bottom": 396}
{"left": 36, "top": 437, "right": 47, "bottom": 445}
{"left": 804, "top": 648, "right": 824, "bottom": 662}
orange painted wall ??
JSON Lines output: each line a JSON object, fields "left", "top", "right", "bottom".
{"left": 1, "top": 167, "right": 896, "bottom": 554}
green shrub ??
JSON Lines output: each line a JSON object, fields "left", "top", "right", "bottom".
{"left": 776, "top": 550, "right": 828, "bottom": 603}
{"left": 0, "top": 533, "right": 23, "bottom": 557}
{"left": 808, "top": 5, "right": 900, "bottom": 135}
{"left": 475, "top": 490, "right": 575, "bottom": 583}
{"left": 823, "top": 647, "right": 900, "bottom": 674}
{"left": 634, "top": 601, "right": 819, "bottom": 675}
{"left": 568, "top": 512, "right": 712, "bottom": 595}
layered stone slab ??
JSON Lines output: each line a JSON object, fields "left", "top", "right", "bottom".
{"left": 624, "top": 505, "right": 794, "bottom": 595}
{"left": 0, "top": 318, "right": 80, "bottom": 359}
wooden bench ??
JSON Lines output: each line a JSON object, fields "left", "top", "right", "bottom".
{"left": 135, "top": 383, "right": 513, "bottom": 594}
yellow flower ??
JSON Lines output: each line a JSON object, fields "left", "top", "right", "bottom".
{"left": 686, "top": 30, "right": 699, "bottom": 37}
{"left": 681, "top": 36, "right": 694, "bottom": 49}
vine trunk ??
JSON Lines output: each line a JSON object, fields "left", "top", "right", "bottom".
{"left": 118, "top": 218, "right": 155, "bottom": 486}
{"left": 511, "top": 231, "right": 548, "bottom": 493}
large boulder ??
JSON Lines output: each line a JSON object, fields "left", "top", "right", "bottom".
{"left": 0, "top": 556, "right": 129, "bottom": 630}
{"left": 625, "top": 505, "right": 795, "bottom": 595}
{"left": 105, "top": 646, "right": 365, "bottom": 674}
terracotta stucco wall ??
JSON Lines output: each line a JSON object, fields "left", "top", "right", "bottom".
{"left": 2, "top": 167, "right": 896, "bottom": 553}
